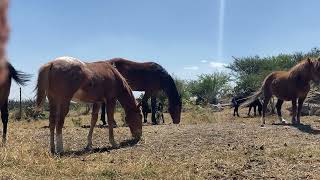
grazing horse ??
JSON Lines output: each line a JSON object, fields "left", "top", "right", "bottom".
{"left": 231, "top": 96, "right": 262, "bottom": 117}
{"left": 101, "top": 58, "right": 182, "bottom": 125}
{"left": 1, "top": 62, "right": 30, "bottom": 144}
{"left": 36, "top": 57, "right": 142, "bottom": 154}
{"left": 245, "top": 58, "right": 320, "bottom": 126}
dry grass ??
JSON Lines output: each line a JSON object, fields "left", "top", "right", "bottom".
{"left": 1, "top": 105, "right": 320, "bottom": 179}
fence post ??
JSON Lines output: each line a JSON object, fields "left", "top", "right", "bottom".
{"left": 19, "top": 87, "right": 22, "bottom": 120}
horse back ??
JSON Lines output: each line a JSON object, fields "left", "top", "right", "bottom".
{"left": 264, "top": 71, "right": 310, "bottom": 100}
{"left": 108, "top": 58, "right": 164, "bottom": 91}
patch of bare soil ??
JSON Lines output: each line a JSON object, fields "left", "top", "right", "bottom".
{"left": 1, "top": 109, "right": 320, "bottom": 179}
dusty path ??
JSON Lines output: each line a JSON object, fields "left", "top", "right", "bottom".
{"left": 1, "top": 111, "right": 320, "bottom": 179}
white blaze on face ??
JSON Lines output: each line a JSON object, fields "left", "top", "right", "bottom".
{"left": 56, "top": 56, "right": 85, "bottom": 65}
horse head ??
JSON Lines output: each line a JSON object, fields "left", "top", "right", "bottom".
{"left": 309, "top": 58, "right": 320, "bottom": 83}
{"left": 126, "top": 104, "right": 143, "bottom": 140}
{"left": 168, "top": 95, "right": 182, "bottom": 124}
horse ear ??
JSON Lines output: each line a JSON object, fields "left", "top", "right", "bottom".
{"left": 307, "top": 58, "right": 311, "bottom": 63}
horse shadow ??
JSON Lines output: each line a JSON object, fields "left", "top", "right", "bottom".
{"left": 272, "top": 123, "right": 320, "bottom": 135}
{"left": 61, "top": 138, "right": 140, "bottom": 157}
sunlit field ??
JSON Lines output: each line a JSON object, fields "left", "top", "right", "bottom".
{"left": 1, "top": 105, "right": 320, "bottom": 179}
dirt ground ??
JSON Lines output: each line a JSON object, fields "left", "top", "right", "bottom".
{"left": 1, "top": 107, "right": 320, "bottom": 179}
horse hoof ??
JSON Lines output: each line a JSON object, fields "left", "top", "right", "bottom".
{"left": 111, "top": 143, "right": 119, "bottom": 149}
{"left": 84, "top": 146, "right": 93, "bottom": 152}
{"left": 260, "top": 124, "right": 265, "bottom": 128}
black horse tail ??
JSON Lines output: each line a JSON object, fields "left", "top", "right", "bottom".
{"left": 7, "top": 62, "right": 31, "bottom": 86}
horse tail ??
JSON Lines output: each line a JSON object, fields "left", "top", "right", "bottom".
{"left": 7, "top": 62, "right": 31, "bottom": 86}
{"left": 35, "top": 63, "right": 52, "bottom": 111}
{"left": 241, "top": 87, "right": 263, "bottom": 108}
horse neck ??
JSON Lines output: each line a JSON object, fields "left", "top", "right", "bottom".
{"left": 162, "top": 76, "right": 180, "bottom": 108}
{"left": 116, "top": 82, "right": 139, "bottom": 115}
{"left": 289, "top": 63, "right": 312, "bottom": 83}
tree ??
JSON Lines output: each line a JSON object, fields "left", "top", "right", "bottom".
{"left": 227, "top": 48, "right": 320, "bottom": 95}
{"left": 188, "top": 72, "right": 231, "bottom": 104}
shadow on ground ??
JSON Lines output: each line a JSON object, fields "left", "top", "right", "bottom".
{"left": 61, "top": 138, "right": 140, "bottom": 157}
{"left": 273, "top": 123, "right": 320, "bottom": 135}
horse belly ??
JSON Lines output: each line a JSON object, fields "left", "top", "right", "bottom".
{"left": 72, "top": 88, "right": 103, "bottom": 103}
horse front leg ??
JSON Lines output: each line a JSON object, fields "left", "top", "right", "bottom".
{"left": 141, "top": 92, "right": 151, "bottom": 123}
{"left": 1, "top": 100, "right": 8, "bottom": 145}
{"left": 106, "top": 99, "right": 117, "bottom": 147}
{"left": 100, "top": 103, "right": 107, "bottom": 125}
{"left": 248, "top": 106, "right": 252, "bottom": 116}
{"left": 276, "top": 99, "right": 285, "bottom": 124}
{"left": 297, "top": 97, "right": 306, "bottom": 125}
{"left": 291, "top": 99, "right": 298, "bottom": 125}
{"left": 151, "top": 96, "right": 157, "bottom": 125}
{"left": 86, "top": 103, "right": 100, "bottom": 150}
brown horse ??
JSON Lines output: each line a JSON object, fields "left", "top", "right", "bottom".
{"left": 245, "top": 58, "right": 320, "bottom": 126}
{"left": 1, "top": 62, "right": 30, "bottom": 144}
{"left": 101, "top": 58, "right": 182, "bottom": 125}
{"left": 36, "top": 57, "right": 142, "bottom": 154}
{"left": 0, "top": 0, "right": 9, "bottom": 85}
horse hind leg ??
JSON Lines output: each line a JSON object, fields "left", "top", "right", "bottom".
{"left": 1, "top": 101, "right": 8, "bottom": 145}
{"left": 55, "top": 102, "right": 70, "bottom": 155}
{"left": 86, "top": 103, "right": 100, "bottom": 150}
{"left": 48, "top": 99, "right": 59, "bottom": 154}
{"left": 106, "top": 99, "right": 117, "bottom": 147}
{"left": 276, "top": 99, "right": 286, "bottom": 124}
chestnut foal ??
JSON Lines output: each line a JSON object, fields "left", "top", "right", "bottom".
{"left": 36, "top": 57, "right": 142, "bottom": 154}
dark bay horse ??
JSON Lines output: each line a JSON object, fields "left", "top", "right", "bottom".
{"left": 1, "top": 62, "right": 30, "bottom": 144}
{"left": 101, "top": 58, "right": 182, "bottom": 125}
{"left": 245, "top": 58, "right": 320, "bottom": 126}
{"left": 36, "top": 57, "right": 142, "bottom": 154}
{"left": 231, "top": 96, "right": 262, "bottom": 117}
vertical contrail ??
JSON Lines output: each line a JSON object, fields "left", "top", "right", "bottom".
{"left": 217, "top": 0, "right": 225, "bottom": 60}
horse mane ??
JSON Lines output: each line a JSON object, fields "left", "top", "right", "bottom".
{"left": 288, "top": 58, "right": 313, "bottom": 78}
{"left": 111, "top": 66, "right": 139, "bottom": 113}
{"left": 157, "top": 64, "right": 181, "bottom": 107}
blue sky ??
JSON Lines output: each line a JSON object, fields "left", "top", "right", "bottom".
{"left": 7, "top": 0, "right": 320, "bottom": 99}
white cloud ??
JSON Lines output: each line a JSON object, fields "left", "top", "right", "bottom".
{"left": 201, "top": 60, "right": 207, "bottom": 63}
{"left": 183, "top": 66, "right": 199, "bottom": 70}
{"left": 209, "top": 62, "right": 227, "bottom": 68}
